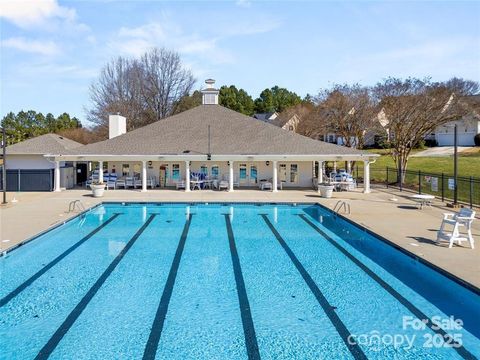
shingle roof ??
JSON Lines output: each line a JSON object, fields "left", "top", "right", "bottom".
{"left": 6, "top": 133, "right": 83, "bottom": 155}
{"left": 65, "top": 105, "right": 369, "bottom": 156}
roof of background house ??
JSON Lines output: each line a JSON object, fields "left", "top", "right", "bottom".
{"left": 253, "top": 112, "right": 277, "bottom": 121}
{"left": 271, "top": 113, "right": 299, "bottom": 128}
{"left": 6, "top": 133, "right": 83, "bottom": 155}
{"left": 64, "top": 105, "right": 369, "bottom": 156}
{"left": 459, "top": 95, "right": 480, "bottom": 119}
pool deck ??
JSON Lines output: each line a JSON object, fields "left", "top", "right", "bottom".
{"left": 1, "top": 188, "right": 479, "bottom": 290}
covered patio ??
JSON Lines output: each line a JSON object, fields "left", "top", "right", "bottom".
{"left": 49, "top": 155, "right": 375, "bottom": 194}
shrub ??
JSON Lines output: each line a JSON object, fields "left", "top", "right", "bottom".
{"left": 414, "top": 139, "right": 426, "bottom": 149}
{"left": 424, "top": 139, "right": 438, "bottom": 147}
{"left": 474, "top": 133, "right": 480, "bottom": 146}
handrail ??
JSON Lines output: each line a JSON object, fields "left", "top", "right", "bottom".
{"left": 68, "top": 200, "right": 85, "bottom": 213}
{"left": 333, "top": 200, "right": 351, "bottom": 216}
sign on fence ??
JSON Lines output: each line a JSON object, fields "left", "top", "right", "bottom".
{"left": 431, "top": 177, "right": 438, "bottom": 192}
{"left": 448, "top": 178, "right": 455, "bottom": 190}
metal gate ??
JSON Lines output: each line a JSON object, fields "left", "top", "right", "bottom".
{"left": 0, "top": 169, "right": 54, "bottom": 191}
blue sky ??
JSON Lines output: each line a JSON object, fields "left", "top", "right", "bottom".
{"left": 1, "top": 0, "right": 479, "bottom": 126}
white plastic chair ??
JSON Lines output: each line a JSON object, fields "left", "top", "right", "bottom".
{"left": 176, "top": 180, "right": 185, "bottom": 190}
{"left": 437, "top": 208, "right": 476, "bottom": 249}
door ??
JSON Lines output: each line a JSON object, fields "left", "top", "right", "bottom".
{"left": 76, "top": 163, "right": 87, "bottom": 185}
{"left": 238, "top": 163, "right": 257, "bottom": 186}
{"left": 238, "top": 163, "right": 248, "bottom": 185}
{"left": 159, "top": 165, "right": 168, "bottom": 187}
{"left": 249, "top": 164, "right": 257, "bottom": 185}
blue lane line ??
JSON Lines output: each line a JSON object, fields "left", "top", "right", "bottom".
{"left": 261, "top": 214, "right": 367, "bottom": 360}
{"left": 298, "top": 214, "right": 477, "bottom": 360}
{"left": 142, "top": 214, "right": 193, "bottom": 360}
{"left": 225, "top": 214, "right": 261, "bottom": 360}
{"left": 35, "top": 214, "right": 158, "bottom": 360}
{"left": 0, "top": 213, "right": 122, "bottom": 308}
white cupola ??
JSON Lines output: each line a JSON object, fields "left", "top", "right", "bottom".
{"left": 201, "top": 78, "right": 219, "bottom": 105}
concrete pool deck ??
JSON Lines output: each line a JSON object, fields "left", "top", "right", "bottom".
{"left": 1, "top": 188, "right": 479, "bottom": 290}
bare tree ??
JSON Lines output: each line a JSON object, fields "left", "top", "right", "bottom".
{"left": 87, "top": 47, "right": 195, "bottom": 130}
{"left": 441, "top": 77, "right": 479, "bottom": 96}
{"left": 298, "top": 84, "right": 378, "bottom": 149}
{"left": 374, "top": 77, "right": 468, "bottom": 183}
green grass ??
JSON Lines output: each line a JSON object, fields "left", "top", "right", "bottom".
{"left": 345, "top": 148, "right": 480, "bottom": 206}
{"left": 366, "top": 148, "right": 480, "bottom": 178}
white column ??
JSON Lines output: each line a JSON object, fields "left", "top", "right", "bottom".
{"left": 98, "top": 161, "right": 104, "bottom": 183}
{"left": 73, "top": 161, "right": 77, "bottom": 185}
{"left": 318, "top": 161, "right": 324, "bottom": 184}
{"left": 54, "top": 161, "right": 61, "bottom": 192}
{"left": 333, "top": 161, "right": 337, "bottom": 173}
{"left": 185, "top": 161, "right": 191, "bottom": 192}
{"left": 272, "top": 160, "right": 278, "bottom": 192}
{"left": 347, "top": 161, "right": 352, "bottom": 174}
{"left": 141, "top": 161, "right": 147, "bottom": 192}
{"left": 228, "top": 161, "right": 234, "bottom": 192}
{"left": 363, "top": 160, "right": 371, "bottom": 194}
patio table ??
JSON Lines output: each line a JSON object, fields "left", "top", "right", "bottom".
{"left": 190, "top": 180, "right": 203, "bottom": 190}
{"left": 410, "top": 194, "right": 435, "bottom": 209}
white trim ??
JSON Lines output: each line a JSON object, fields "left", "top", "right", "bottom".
{"left": 46, "top": 153, "right": 379, "bottom": 162}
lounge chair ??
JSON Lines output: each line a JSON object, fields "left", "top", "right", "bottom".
{"left": 126, "top": 177, "right": 135, "bottom": 188}
{"left": 437, "top": 208, "right": 476, "bottom": 249}
{"left": 107, "top": 174, "right": 117, "bottom": 190}
{"left": 219, "top": 180, "right": 229, "bottom": 190}
{"left": 176, "top": 180, "right": 186, "bottom": 190}
{"left": 261, "top": 182, "right": 273, "bottom": 190}
{"left": 116, "top": 177, "right": 126, "bottom": 189}
{"left": 134, "top": 177, "right": 142, "bottom": 189}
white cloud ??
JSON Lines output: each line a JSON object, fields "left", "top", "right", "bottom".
{"left": 1, "top": 36, "right": 60, "bottom": 56}
{"left": 109, "top": 14, "right": 280, "bottom": 65}
{"left": 236, "top": 0, "right": 252, "bottom": 8}
{"left": 0, "top": 0, "right": 76, "bottom": 29}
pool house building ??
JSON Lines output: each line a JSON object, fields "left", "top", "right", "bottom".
{"left": 47, "top": 80, "right": 378, "bottom": 193}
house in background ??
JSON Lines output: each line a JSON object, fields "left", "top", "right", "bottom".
{"left": 432, "top": 95, "right": 480, "bottom": 146}
{"left": 253, "top": 112, "right": 278, "bottom": 123}
{"left": 3, "top": 134, "right": 83, "bottom": 191}
{"left": 271, "top": 113, "right": 301, "bottom": 132}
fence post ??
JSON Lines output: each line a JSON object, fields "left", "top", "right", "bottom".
{"left": 386, "top": 167, "right": 389, "bottom": 188}
{"left": 470, "top": 176, "right": 473, "bottom": 209}
{"left": 418, "top": 170, "right": 422, "bottom": 194}
{"left": 441, "top": 173, "right": 445, "bottom": 202}
{"left": 18, "top": 169, "right": 21, "bottom": 192}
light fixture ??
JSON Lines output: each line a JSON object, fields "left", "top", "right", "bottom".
{"left": 148, "top": 161, "right": 153, "bottom": 167}
{"left": 266, "top": 161, "right": 270, "bottom": 166}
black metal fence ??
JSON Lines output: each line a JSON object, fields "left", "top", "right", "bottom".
{"left": 0, "top": 169, "right": 54, "bottom": 192}
{"left": 359, "top": 167, "right": 480, "bottom": 208}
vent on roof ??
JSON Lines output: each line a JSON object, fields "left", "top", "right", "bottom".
{"left": 201, "top": 79, "right": 219, "bottom": 105}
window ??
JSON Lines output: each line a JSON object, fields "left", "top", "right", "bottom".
{"left": 250, "top": 165, "right": 257, "bottom": 183}
{"left": 203, "top": 94, "right": 216, "bottom": 104}
{"left": 103, "top": 162, "right": 108, "bottom": 171}
{"left": 200, "top": 165, "right": 208, "bottom": 176}
{"left": 122, "top": 164, "right": 130, "bottom": 176}
{"left": 211, "top": 165, "right": 219, "bottom": 178}
{"left": 133, "top": 163, "right": 141, "bottom": 176}
{"left": 279, "top": 164, "right": 287, "bottom": 182}
{"left": 172, "top": 164, "right": 180, "bottom": 180}
{"left": 290, "top": 164, "right": 298, "bottom": 183}
{"left": 239, "top": 163, "right": 247, "bottom": 180}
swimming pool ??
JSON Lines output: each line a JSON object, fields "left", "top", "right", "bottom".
{"left": 1, "top": 202, "right": 479, "bottom": 359}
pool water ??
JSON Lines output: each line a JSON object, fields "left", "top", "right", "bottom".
{"left": 1, "top": 203, "right": 479, "bottom": 360}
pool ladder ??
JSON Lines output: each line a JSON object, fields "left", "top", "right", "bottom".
{"left": 68, "top": 200, "right": 85, "bottom": 213}
{"left": 333, "top": 200, "right": 351, "bottom": 216}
